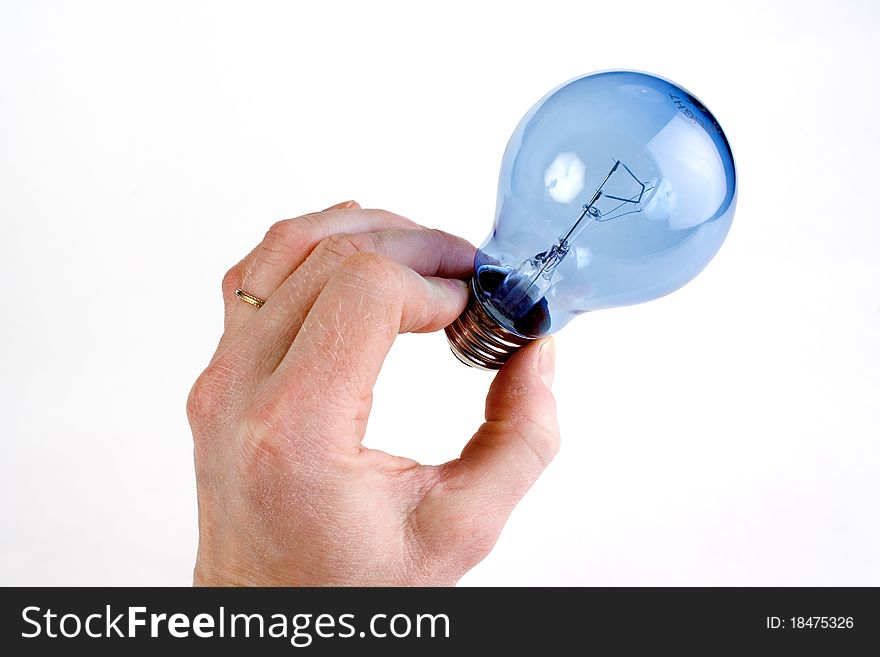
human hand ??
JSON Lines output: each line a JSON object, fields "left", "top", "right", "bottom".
{"left": 187, "top": 202, "right": 560, "bottom": 586}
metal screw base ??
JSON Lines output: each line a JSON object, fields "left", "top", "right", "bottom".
{"left": 445, "top": 282, "right": 535, "bottom": 370}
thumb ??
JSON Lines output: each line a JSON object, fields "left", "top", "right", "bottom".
{"left": 424, "top": 338, "right": 560, "bottom": 565}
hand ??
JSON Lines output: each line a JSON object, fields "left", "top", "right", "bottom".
{"left": 187, "top": 201, "right": 560, "bottom": 586}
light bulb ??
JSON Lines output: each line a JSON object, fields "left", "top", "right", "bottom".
{"left": 446, "top": 70, "right": 736, "bottom": 369}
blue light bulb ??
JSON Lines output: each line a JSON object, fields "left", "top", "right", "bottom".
{"left": 446, "top": 70, "right": 737, "bottom": 369}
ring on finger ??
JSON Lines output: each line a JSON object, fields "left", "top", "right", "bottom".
{"left": 235, "top": 288, "right": 266, "bottom": 309}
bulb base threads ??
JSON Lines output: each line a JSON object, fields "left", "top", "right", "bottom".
{"left": 445, "top": 282, "right": 535, "bottom": 370}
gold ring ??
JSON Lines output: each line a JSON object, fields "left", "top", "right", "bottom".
{"left": 235, "top": 289, "right": 266, "bottom": 309}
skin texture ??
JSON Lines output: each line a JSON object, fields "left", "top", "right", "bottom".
{"left": 187, "top": 201, "right": 560, "bottom": 586}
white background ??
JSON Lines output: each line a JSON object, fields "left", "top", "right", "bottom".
{"left": 2, "top": 0, "right": 878, "bottom": 586}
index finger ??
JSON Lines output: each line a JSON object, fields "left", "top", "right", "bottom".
{"left": 266, "top": 253, "right": 469, "bottom": 450}
{"left": 223, "top": 207, "right": 419, "bottom": 338}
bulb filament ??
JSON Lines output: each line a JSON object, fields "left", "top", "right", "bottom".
{"left": 496, "top": 159, "right": 651, "bottom": 316}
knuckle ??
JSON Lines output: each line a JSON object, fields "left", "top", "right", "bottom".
{"left": 314, "top": 232, "right": 372, "bottom": 262}
{"left": 511, "top": 417, "right": 560, "bottom": 468}
{"left": 348, "top": 255, "right": 406, "bottom": 311}
{"left": 246, "top": 392, "right": 286, "bottom": 432}
{"left": 186, "top": 376, "right": 217, "bottom": 428}
{"left": 408, "top": 492, "right": 500, "bottom": 570}
{"left": 324, "top": 252, "right": 405, "bottom": 329}
{"left": 341, "top": 250, "right": 395, "bottom": 278}
{"left": 246, "top": 384, "right": 310, "bottom": 437}
{"left": 240, "top": 395, "right": 326, "bottom": 472}
{"left": 185, "top": 358, "right": 237, "bottom": 429}
{"left": 221, "top": 265, "right": 242, "bottom": 297}
{"left": 262, "top": 218, "right": 306, "bottom": 257}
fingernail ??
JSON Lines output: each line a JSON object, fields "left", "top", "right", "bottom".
{"left": 322, "top": 200, "right": 360, "bottom": 211}
{"left": 538, "top": 337, "right": 555, "bottom": 389}
{"left": 427, "top": 277, "right": 468, "bottom": 297}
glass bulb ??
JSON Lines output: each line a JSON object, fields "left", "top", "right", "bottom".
{"left": 446, "top": 70, "right": 737, "bottom": 369}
